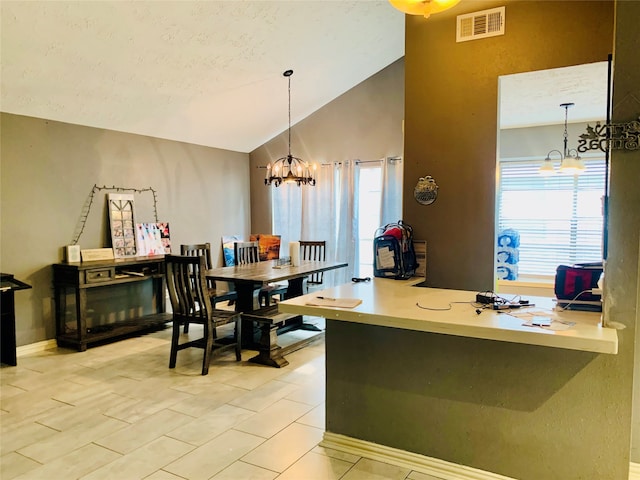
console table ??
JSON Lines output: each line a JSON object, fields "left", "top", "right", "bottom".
{"left": 1, "top": 273, "right": 32, "bottom": 365}
{"left": 53, "top": 256, "right": 171, "bottom": 351}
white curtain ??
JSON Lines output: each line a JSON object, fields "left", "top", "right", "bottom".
{"left": 271, "top": 183, "right": 301, "bottom": 258}
{"left": 301, "top": 165, "right": 335, "bottom": 249}
{"left": 334, "top": 159, "right": 359, "bottom": 283}
{"left": 380, "top": 156, "right": 403, "bottom": 225}
{"left": 272, "top": 156, "right": 403, "bottom": 287}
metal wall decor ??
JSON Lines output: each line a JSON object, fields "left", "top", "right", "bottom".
{"left": 414, "top": 176, "right": 439, "bottom": 205}
{"left": 72, "top": 185, "right": 159, "bottom": 245}
{"left": 578, "top": 116, "right": 640, "bottom": 153}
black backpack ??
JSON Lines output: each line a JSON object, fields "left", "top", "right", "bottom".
{"left": 373, "top": 221, "right": 418, "bottom": 279}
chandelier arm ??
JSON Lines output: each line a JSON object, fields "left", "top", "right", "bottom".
{"left": 545, "top": 149, "right": 564, "bottom": 160}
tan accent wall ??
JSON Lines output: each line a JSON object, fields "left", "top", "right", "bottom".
{"left": 325, "top": 2, "right": 638, "bottom": 479}
{"left": 403, "top": 0, "right": 614, "bottom": 292}
{"left": 608, "top": 0, "right": 640, "bottom": 462}
{"left": 0, "top": 113, "right": 250, "bottom": 346}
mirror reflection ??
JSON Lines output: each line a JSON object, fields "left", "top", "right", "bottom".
{"left": 496, "top": 62, "right": 608, "bottom": 288}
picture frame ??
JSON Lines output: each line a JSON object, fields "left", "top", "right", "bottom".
{"left": 108, "top": 193, "right": 138, "bottom": 258}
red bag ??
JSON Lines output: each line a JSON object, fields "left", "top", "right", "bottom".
{"left": 554, "top": 263, "right": 602, "bottom": 310}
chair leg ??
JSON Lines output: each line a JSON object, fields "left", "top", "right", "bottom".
{"left": 169, "top": 319, "right": 180, "bottom": 369}
{"left": 201, "top": 321, "right": 214, "bottom": 376}
{"left": 235, "top": 316, "right": 242, "bottom": 361}
{"left": 183, "top": 321, "right": 190, "bottom": 333}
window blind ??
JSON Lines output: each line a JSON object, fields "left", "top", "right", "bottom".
{"left": 497, "top": 158, "right": 606, "bottom": 277}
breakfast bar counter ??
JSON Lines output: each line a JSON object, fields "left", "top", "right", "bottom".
{"left": 277, "top": 278, "right": 622, "bottom": 479}
{"left": 278, "top": 278, "right": 617, "bottom": 354}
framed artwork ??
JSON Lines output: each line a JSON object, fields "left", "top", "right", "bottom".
{"left": 249, "top": 234, "right": 282, "bottom": 261}
{"left": 157, "top": 222, "right": 171, "bottom": 254}
{"left": 136, "top": 223, "right": 170, "bottom": 256}
{"left": 222, "top": 235, "right": 242, "bottom": 266}
{"left": 108, "top": 193, "right": 138, "bottom": 258}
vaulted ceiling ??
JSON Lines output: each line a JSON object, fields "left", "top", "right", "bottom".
{"left": 1, "top": 1, "right": 405, "bottom": 153}
{"left": 1, "top": 1, "right": 607, "bottom": 154}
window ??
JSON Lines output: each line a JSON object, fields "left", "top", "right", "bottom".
{"left": 271, "top": 158, "right": 402, "bottom": 282}
{"left": 497, "top": 157, "right": 606, "bottom": 277}
{"left": 357, "top": 165, "right": 382, "bottom": 277}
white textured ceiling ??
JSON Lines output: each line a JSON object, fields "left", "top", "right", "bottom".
{"left": 1, "top": 1, "right": 405, "bottom": 153}
{"left": 2, "top": 1, "right": 608, "bottom": 152}
{"left": 499, "top": 62, "right": 609, "bottom": 129}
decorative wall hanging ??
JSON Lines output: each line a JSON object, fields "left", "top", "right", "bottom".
{"left": 578, "top": 116, "right": 640, "bottom": 153}
{"left": 72, "top": 184, "right": 160, "bottom": 246}
{"left": 108, "top": 193, "right": 138, "bottom": 258}
{"left": 414, "top": 176, "right": 439, "bottom": 205}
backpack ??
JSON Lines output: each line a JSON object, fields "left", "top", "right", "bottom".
{"left": 373, "top": 221, "right": 419, "bottom": 279}
{"left": 554, "top": 262, "right": 603, "bottom": 311}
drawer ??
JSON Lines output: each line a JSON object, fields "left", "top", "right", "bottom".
{"left": 85, "top": 268, "right": 115, "bottom": 283}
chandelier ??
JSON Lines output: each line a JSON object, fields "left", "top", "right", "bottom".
{"left": 539, "top": 103, "right": 585, "bottom": 176}
{"left": 388, "top": 0, "right": 461, "bottom": 19}
{"left": 265, "top": 70, "right": 316, "bottom": 187}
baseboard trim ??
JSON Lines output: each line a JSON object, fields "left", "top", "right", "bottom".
{"left": 321, "top": 433, "right": 640, "bottom": 480}
{"left": 16, "top": 339, "right": 58, "bottom": 357}
{"left": 320, "top": 432, "right": 514, "bottom": 480}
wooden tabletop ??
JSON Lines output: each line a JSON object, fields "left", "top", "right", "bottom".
{"left": 206, "top": 260, "right": 347, "bottom": 285}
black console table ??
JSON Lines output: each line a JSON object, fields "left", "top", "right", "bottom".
{"left": 1, "top": 273, "right": 32, "bottom": 365}
{"left": 53, "top": 256, "right": 171, "bottom": 351}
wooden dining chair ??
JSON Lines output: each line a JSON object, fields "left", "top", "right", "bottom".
{"left": 233, "top": 241, "right": 260, "bottom": 265}
{"left": 165, "top": 254, "right": 242, "bottom": 375}
{"left": 300, "top": 240, "right": 327, "bottom": 290}
{"left": 180, "top": 243, "right": 237, "bottom": 332}
{"left": 234, "top": 241, "right": 287, "bottom": 306}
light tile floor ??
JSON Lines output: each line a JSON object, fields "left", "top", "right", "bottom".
{"left": 1, "top": 320, "right": 445, "bottom": 480}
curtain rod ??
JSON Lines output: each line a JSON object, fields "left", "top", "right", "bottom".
{"left": 256, "top": 156, "right": 402, "bottom": 169}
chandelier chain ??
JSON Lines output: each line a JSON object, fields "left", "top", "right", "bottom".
{"left": 288, "top": 74, "right": 292, "bottom": 157}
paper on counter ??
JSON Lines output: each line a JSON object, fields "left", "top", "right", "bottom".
{"left": 305, "top": 297, "right": 362, "bottom": 308}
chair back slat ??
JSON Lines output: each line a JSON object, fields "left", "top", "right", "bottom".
{"left": 234, "top": 241, "right": 260, "bottom": 265}
{"left": 300, "top": 240, "right": 326, "bottom": 285}
{"left": 166, "top": 254, "right": 212, "bottom": 320}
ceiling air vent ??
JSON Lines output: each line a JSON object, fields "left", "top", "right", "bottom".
{"left": 456, "top": 6, "right": 505, "bottom": 43}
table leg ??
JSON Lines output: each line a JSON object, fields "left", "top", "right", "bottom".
{"left": 284, "top": 277, "right": 322, "bottom": 332}
{"left": 1, "top": 291, "right": 17, "bottom": 366}
{"left": 248, "top": 321, "right": 289, "bottom": 368}
{"left": 234, "top": 282, "right": 262, "bottom": 347}
{"left": 284, "top": 277, "right": 304, "bottom": 299}
{"left": 70, "top": 289, "right": 88, "bottom": 351}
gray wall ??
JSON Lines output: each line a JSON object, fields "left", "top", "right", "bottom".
{"left": 607, "top": 0, "right": 640, "bottom": 463}
{"left": 249, "top": 59, "right": 404, "bottom": 234}
{"left": 0, "top": 113, "right": 251, "bottom": 346}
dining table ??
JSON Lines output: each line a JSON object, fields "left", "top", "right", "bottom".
{"left": 206, "top": 259, "right": 348, "bottom": 366}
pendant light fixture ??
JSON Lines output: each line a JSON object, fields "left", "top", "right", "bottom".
{"left": 540, "top": 103, "right": 585, "bottom": 176}
{"left": 265, "top": 70, "right": 316, "bottom": 187}
{"left": 388, "top": 0, "right": 461, "bottom": 19}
